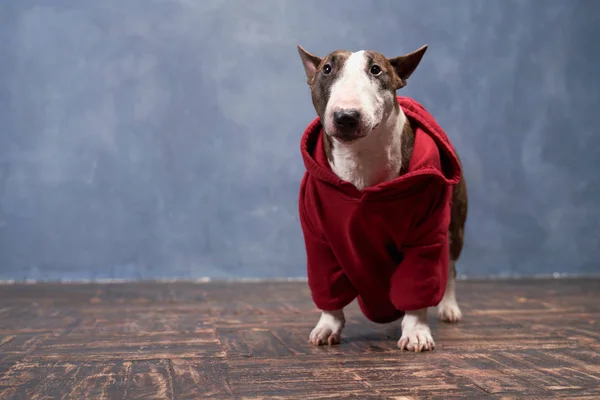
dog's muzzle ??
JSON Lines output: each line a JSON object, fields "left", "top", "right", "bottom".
{"left": 332, "top": 109, "right": 364, "bottom": 142}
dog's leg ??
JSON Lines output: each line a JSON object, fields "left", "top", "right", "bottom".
{"left": 437, "top": 260, "right": 462, "bottom": 322}
{"left": 309, "top": 309, "right": 345, "bottom": 346}
{"left": 398, "top": 308, "right": 435, "bottom": 352}
{"left": 440, "top": 172, "right": 467, "bottom": 323}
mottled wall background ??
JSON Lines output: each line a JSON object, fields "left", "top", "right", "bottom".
{"left": 1, "top": 0, "right": 599, "bottom": 281}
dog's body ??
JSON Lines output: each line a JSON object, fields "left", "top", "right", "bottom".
{"left": 298, "top": 45, "right": 468, "bottom": 352}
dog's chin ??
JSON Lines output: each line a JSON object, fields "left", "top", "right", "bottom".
{"left": 329, "top": 125, "right": 378, "bottom": 144}
{"left": 329, "top": 124, "right": 379, "bottom": 144}
{"left": 332, "top": 133, "right": 362, "bottom": 143}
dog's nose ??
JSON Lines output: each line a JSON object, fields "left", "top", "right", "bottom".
{"left": 333, "top": 110, "right": 361, "bottom": 129}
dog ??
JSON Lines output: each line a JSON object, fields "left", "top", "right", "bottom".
{"left": 296, "top": 44, "right": 468, "bottom": 352}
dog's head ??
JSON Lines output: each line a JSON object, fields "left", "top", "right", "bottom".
{"left": 298, "top": 45, "right": 427, "bottom": 143}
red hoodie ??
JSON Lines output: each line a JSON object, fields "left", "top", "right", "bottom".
{"left": 298, "top": 97, "right": 462, "bottom": 323}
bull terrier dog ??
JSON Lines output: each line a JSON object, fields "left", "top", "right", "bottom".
{"left": 297, "top": 44, "right": 468, "bottom": 352}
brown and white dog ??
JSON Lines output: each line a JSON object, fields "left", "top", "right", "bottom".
{"left": 297, "top": 44, "right": 468, "bottom": 351}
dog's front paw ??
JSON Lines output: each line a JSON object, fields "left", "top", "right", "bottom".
{"left": 398, "top": 324, "right": 435, "bottom": 352}
{"left": 309, "top": 325, "right": 341, "bottom": 346}
{"left": 308, "top": 310, "right": 345, "bottom": 346}
{"left": 398, "top": 309, "right": 435, "bottom": 352}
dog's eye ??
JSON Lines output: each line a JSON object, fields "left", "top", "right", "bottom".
{"left": 370, "top": 65, "right": 382, "bottom": 75}
{"left": 323, "top": 64, "right": 332, "bottom": 74}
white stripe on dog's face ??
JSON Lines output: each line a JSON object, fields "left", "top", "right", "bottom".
{"left": 324, "top": 51, "right": 388, "bottom": 140}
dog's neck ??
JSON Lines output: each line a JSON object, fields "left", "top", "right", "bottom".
{"left": 325, "top": 107, "right": 413, "bottom": 191}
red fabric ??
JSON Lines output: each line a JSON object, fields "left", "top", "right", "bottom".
{"left": 298, "top": 96, "right": 462, "bottom": 322}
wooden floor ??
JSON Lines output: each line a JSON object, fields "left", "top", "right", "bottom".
{"left": 0, "top": 279, "right": 598, "bottom": 399}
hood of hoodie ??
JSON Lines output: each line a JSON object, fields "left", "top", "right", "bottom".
{"left": 300, "top": 96, "right": 462, "bottom": 199}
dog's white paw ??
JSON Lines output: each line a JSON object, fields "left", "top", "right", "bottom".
{"left": 398, "top": 309, "right": 435, "bottom": 352}
{"left": 438, "top": 272, "right": 462, "bottom": 323}
{"left": 309, "top": 325, "right": 341, "bottom": 346}
{"left": 398, "top": 323, "right": 435, "bottom": 352}
{"left": 437, "top": 300, "right": 462, "bottom": 323}
{"left": 308, "top": 310, "right": 345, "bottom": 346}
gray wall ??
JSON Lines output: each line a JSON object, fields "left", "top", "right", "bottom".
{"left": 1, "top": 0, "right": 599, "bottom": 281}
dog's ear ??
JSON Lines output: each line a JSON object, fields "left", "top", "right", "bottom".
{"left": 297, "top": 45, "right": 322, "bottom": 84}
{"left": 388, "top": 45, "right": 428, "bottom": 89}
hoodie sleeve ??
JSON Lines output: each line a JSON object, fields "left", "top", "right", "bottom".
{"left": 299, "top": 182, "right": 358, "bottom": 311}
{"left": 390, "top": 179, "right": 451, "bottom": 311}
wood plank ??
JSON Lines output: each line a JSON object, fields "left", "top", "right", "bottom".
{"left": 216, "top": 328, "right": 294, "bottom": 358}
{"left": 347, "top": 363, "right": 489, "bottom": 398}
{"left": 124, "top": 360, "right": 174, "bottom": 400}
{"left": 225, "top": 357, "right": 377, "bottom": 398}
{"left": 61, "top": 361, "right": 131, "bottom": 400}
{"left": 0, "top": 335, "right": 48, "bottom": 356}
{"left": 0, "top": 279, "right": 598, "bottom": 399}
{"left": 28, "top": 330, "right": 225, "bottom": 361}
{"left": 0, "top": 361, "right": 83, "bottom": 399}
{"left": 170, "top": 358, "right": 233, "bottom": 399}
